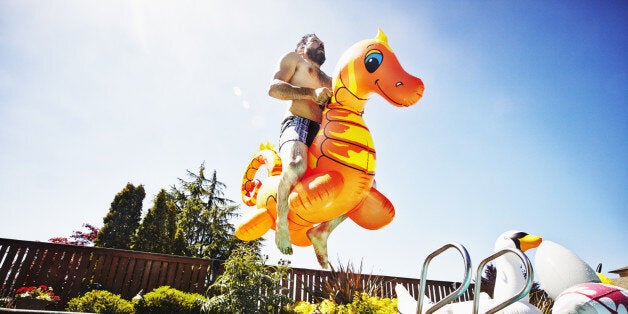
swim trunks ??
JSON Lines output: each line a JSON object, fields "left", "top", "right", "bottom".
{"left": 279, "top": 115, "right": 320, "bottom": 152}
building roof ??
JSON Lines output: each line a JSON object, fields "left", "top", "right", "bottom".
{"left": 609, "top": 266, "right": 628, "bottom": 276}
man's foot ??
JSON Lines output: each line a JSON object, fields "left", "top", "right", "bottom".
{"left": 275, "top": 227, "right": 293, "bottom": 255}
{"left": 307, "top": 225, "right": 330, "bottom": 268}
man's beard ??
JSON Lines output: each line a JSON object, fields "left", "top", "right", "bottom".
{"left": 307, "top": 47, "right": 326, "bottom": 66}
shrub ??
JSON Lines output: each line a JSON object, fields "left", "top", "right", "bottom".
{"left": 0, "top": 297, "right": 14, "bottom": 308}
{"left": 134, "top": 286, "right": 207, "bottom": 314}
{"left": 290, "top": 292, "right": 397, "bottom": 314}
{"left": 305, "top": 260, "right": 385, "bottom": 304}
{"left": 529, "top": 283, "right": 554, "bottom": 314}
{"left": 66, "top": 290, "right": 134, "bottom": 314}
{"left": 204, "top": 245, "right": 293, "bottom": 313}
{"left": 348, "top": 292, "right": 397, "bottom": 313}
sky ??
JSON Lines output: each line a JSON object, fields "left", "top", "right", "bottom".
{"left": 0, "top": 1, "right": 626, "bottom": 284}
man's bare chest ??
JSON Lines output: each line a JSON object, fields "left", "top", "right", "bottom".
{"left": 292, "top": 63, "right": 330, "bottom": 89}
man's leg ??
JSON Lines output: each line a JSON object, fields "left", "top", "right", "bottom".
{"left": 276, "top": 140, "right": 308, "bottom": 255}
{"left": 306, "top": 182, "right": 372, "bottom": 267}
{"left": 307, "top": 215, "right": 348, "bottom": 268}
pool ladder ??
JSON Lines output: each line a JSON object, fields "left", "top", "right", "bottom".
{"left": 414, "top": 243, "right": 534, "bottom": 314}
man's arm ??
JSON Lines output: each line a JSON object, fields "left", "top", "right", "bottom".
{"left": 268, "top": 52, "right": 317, "bottom": 101}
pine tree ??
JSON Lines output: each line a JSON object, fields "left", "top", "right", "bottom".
{"left": 171, "top": 163, "right": 255, "bottom": 259}
{"left": 173, "top": 227, "right": 189, "bottom": 256}
{"left": 95, "top": 183, "right": 145, "bottom": 249}
{"left": 480, "top": 262, "right": 497, "bottom": 298}
{"left": 132, "top": 189, "right": 177, "bottom": 254}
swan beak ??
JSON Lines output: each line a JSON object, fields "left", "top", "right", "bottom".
{"left": 519, "top": 234, "right": 542, "bottom": 252}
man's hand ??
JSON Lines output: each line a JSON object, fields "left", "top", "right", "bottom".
{"left": 313, "top": 87, "right": 332, "bottom": 105}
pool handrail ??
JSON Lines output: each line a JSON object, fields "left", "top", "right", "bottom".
{"left": 472, "top": 247, "right": 534, "bottom": 314}
{"left": 417, "top": 242, "right": 473, "bottom": 314}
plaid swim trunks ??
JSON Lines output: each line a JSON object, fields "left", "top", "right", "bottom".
{"left": 278, "top": 115, "right": 320, "bottom": 152}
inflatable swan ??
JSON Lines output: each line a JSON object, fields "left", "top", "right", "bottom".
{"left": 535, "top": 240, "right": 628, "bottom": 313}
{"left": 396, "top": 230, "right": 543, "bottom": 313}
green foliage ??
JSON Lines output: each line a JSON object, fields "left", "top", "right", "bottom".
{"left": 305, "top": 260, "right": 384, "bottom": 305}
{"left": 95, "top": 183, "right": 145, "bottom": 249}
{"left": 173, "top": 226, "right": 190, "bottom": 255}
{"left": 134, "top": 286, "right": 207, "bottom": 314}
{"left": 290, "top": 292, "right": 397, "bottom": 314}
{"left": 0, "top": 297, "right": 14, "bottom": 308}
{"left": 93, "top": 164, "right": 255, "bottom": 260}
{"left": 204, "top": 245, "right": 293, "bottom": 313}
{"left": 171, "top": 163, "right": 248, "bottom": 259}
{"left": 65, "top": 290, "right": 134, "bottom": 314}
{"left": 529, "top": 282, "right": 554, "bottom": 314}
{"left": 132, "top": 189, "right": 177, "bottom": 254}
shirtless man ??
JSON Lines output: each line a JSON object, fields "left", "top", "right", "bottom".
{"left": 268, "top": 34, "right": 332, "bottom": 256}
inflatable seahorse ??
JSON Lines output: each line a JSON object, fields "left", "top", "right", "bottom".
{"left": 236, "top": 29, "right": 424, "bottom": 252}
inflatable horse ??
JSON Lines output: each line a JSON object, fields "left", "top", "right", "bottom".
{"left": 236, "top": 29, "right": 424, "bottom": 265}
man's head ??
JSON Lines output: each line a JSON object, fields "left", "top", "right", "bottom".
{"left": 296, "top": 34, "right": 326, "bottom": 66}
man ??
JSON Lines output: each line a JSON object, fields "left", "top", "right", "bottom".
{"left": 268, "top": 34, "right": 332, "bottom": 255}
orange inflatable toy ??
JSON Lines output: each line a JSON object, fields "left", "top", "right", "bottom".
{"left": 236, "top": 29, "right": 424, "bottom": 250}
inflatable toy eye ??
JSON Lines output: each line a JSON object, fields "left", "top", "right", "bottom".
{"left": 365, "top": 49, "right": 383, "bottom": 73}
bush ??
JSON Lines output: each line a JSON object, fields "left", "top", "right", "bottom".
{"left": 348, "top": 292, "right": 397, "bottom": 313}
{"left": 529, "top": 283, "right": 554, "bottom": 314}
{"left": 134, "top": 286, "right": 207, "bottom": 314}
{"left": 290, "top": 292, "right": 397, "bottom": 314}
{"left": 66, "top": 290, "right": 134, "bottom": 314}
{"left": 305, "top": 260, "right": 384, "bottom": 305}
{"left": 204, "top": 245, "right": 293, "bottom": 313}
{"left": 0, "top": 297, "right": 14, "bottom": 308}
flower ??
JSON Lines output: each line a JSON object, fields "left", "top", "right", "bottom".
{"left": 14, "top": 285, "right": 60, "bottom": 302}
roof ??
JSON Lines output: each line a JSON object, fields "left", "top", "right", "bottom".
{"left": 609, "top": 266, "right": 628, "bottom": 275}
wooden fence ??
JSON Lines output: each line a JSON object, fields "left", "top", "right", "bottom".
{"left": 0, "top": 238, "right": 473, "bottom": 309}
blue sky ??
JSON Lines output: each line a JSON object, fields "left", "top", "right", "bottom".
{"left": 1, "top": 1, "right": 626, "bottom": 283}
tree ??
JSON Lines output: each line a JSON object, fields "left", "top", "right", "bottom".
{"left": 171, "top": 163, "right": 254, "bottom": 259}
{"left": 49, "top": 223, "right": 100, "bottom": 246}
{"left": 480, "top": 262, "right": 497, "bottom": 298}
{"left": 132, "top": 189, "right": 177, "bottom": 254}
{"left": 173, "top": 227, "right": 190, "bottom": 256}
{"left": 95, "top": 183, "right": 145, "bottom": 249}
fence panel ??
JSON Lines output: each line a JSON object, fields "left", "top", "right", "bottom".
{"left": 0, "top": 238, "right": 474, "bottom": 310}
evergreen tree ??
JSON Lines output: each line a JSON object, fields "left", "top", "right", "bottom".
{"left": 480, "top": 262, "right": 497, "bottom": 298}
{"left": 132, "top": 189, "right": 177, "bottom": 254}
{"left": 173, "top": 227, "right": 190, "bottom": 256}
{"left": 176, "top": 197, "right": 206, "bottom": 256}
{"left": 171, "top": 163, "right": 254, "bottom": 259}
{"left": 95, "top": 183, "right": 145, "bottom": 249}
